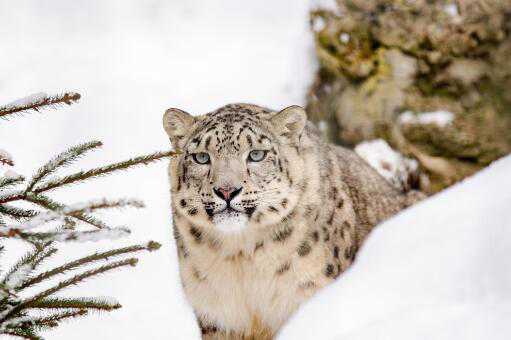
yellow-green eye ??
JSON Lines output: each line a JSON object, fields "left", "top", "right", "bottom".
{"left": 248, "top": 150, "right": 267, "bottom": 162}
{"left": 192, "top": 152, "right": 210, "bottom": 164}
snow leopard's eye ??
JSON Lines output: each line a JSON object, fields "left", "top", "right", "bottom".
{"left": 248, "top": 150, "right": 267, "bottom": 162}
{"left": 192, "top": 152, "right": 210, "bottom": 164}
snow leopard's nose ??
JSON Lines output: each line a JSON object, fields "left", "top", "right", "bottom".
{"left": 213, "top": 186, "right": 242, "bottom": 202}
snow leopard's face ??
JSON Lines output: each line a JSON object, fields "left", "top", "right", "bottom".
{"left": 163, "top": 103, "right": 306, "bottom": 235}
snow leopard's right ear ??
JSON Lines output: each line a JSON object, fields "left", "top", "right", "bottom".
{"left": 163, "top": 108, "right": 195, "bottom": 149}
{"left": 270, "top": 105, "right": 307, "bottom": 146}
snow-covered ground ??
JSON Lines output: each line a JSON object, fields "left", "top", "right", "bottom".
{"left": 279, "top": 155, "right": 511, "bottom": 340}
{"left": 1, "top": 1, "right": 510, "bottom": 340}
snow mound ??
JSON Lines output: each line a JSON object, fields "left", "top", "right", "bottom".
{"left": 355, "top": 139, "right": 419, "bottom": 192}
{"left": 279, "top": 155, "right": 511, "bottom": 340}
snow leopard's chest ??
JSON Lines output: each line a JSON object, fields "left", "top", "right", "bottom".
{"left": 178, "top": 221, "right": 335, "bottom": 333}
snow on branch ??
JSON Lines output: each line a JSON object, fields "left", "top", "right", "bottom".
{"left": 18, "top": 227, "right": 132, "bottom": 243}
{"left": 0, "top": 92, "right": 81, "bottom": 120}
{"left": 0, "top": 198, "right": 143, "bottom": 240}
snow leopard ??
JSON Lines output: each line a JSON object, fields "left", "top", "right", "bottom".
{"left": 163, "top": 103, "right": 422, "bottom": 339}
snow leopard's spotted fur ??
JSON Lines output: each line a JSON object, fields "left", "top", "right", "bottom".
{"left": 163, "top": 103, "right": 421, "bottom": 339}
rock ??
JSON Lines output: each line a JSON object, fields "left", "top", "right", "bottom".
{"left": 308, "top": 0, "right": 511, "bottom": 193}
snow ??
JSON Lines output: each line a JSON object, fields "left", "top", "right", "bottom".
{"left": 53, "top": 227, "right": 131, "bottom": 242}
{"left": 279, "top": 155, "right": 511, "bottom": 340}
{"left": 2, "top": 170, "right": 20, "bottom": 180}
{"left": 355, "top": 139, "right": 418, "bottom": 192}
{"left": 443, "top": 3, "right": 462, "bottom": 24}
{"left": 399, "top": 110, "right": 455, "bottom": 127}
{"left": 339, "top": 33, "right": 350, "bottom": 43}
{"left": 7, "top": 211, "right": 60, "bottom": 231}
{"left": 444, "top": 3, "right": 459, "bottom": 17}
{"left": 311, "top": 16, "right": 326, "bottom": 32}
{"left": 61, "top": 198, "right": 145, "bottom": 213}
{"left": 2, "top": 92, "right": 48, "bottom": 109}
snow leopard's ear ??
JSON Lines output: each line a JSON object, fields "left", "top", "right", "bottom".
{"left": 270, "top": 105, "right": 307, "bottom": 145}
{"left": 163, "top": 108, "right": 195, "bottom": 149}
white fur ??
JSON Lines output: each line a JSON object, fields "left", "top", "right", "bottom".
{"left": 213, "top": 210, "right": 248, "bottom": 234}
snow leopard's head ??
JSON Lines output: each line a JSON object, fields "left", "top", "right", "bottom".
{"left": 163, "top": 103, "right": 307, "bottom": 237}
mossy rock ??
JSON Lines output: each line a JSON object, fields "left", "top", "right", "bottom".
{"left": 308, "top": 0, "right": 511, "bottom": 193}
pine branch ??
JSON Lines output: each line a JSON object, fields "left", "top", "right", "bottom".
{"left": 28, "top": 297, "right": 121, "bottom": 311}
{"left": 3, "top": 310, "right": 88, "bottom": 333}
{"left": 31, "top": 247, "right": 58, "bottom": 270}
{"left": 2, "top": 258, "right": 138, "bottom": 321}
{"left": 31, "top": 309, "right": 88, "bottom": 329}
{"left": 1, "top": 197, "right": 145, "bottom": 239}
{"left": 25, "top": 194, "right": 109, "bottom": 229}
{"left": 26, "top": 141, "right": 102, "bottom": 192}
{"left": 0, "top": 92, "right": 80, "bottom": 120}
{"left": 15, "top": 227, "right": 131, "bottom": 243}
{"left": 33, "top": 150, "right": 176, "bottom": 193}
{"left": 0, "top": 175, "right": 24, "bottom": 189}
{"left": 0, "top": 190, "right": 25, "bottom": 204}
{"left": 2, "top": 328, "right": 42, "bottom": 340}
{"left": 17, "top": 241, "right": 160, "bottom": 291}
{"left": 0, "top": 204, "right": 39, "bottom": 221}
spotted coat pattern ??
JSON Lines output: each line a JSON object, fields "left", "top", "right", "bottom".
{"left": 163, "top": 103, "right": 421, "bottom": 339}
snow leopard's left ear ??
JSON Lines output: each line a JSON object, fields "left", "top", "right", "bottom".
{"left": 163, "top": 108, "right": 195, "bottom": 150}
{"left": 270, "top": 105, "right": 307, "bottom": 145}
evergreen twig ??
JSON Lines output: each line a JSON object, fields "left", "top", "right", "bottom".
{"left": 28, "top": 297, "right": 121, "bottom": 311}
{"left": 26, "top": 141, "right": 102, "bottom": 192}
{"left": 17, "top": 241, "right": 160, "bottom": 291}
{"left": 33, "top": 150, "right": 176, "bottom": 193}
{"left": 0, "top": 204, "right": 39, "bottom": 221}
{"left": 0, "top": 92, "right": 81, "bottom": 120}
{"left": 0, "top": 174, "right": 24, "bottom": 189}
